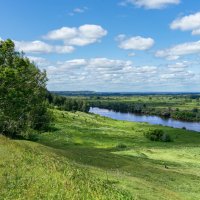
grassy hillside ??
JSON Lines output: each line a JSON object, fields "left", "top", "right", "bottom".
{"left": 0, "top": 136, "right": 131, "bottom": 199}
{"left": 1, "top": 109, "right": 200, "bottom": 199}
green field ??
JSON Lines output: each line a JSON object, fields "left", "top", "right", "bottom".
{"left": 88, "top": 95, "right": 200, "bottom": 109}
{"left": 1, "top": 109, "right": 200, "bottom": 199}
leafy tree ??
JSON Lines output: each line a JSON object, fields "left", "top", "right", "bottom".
{"left": 0, "top": 39, "right": 52, "bottom": 138}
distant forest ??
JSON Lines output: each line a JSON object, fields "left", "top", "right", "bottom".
{"left": 52, "top": 91, "right": 200, "bottom": 97}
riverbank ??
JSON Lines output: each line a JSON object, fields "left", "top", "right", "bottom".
{"left": 89, "top": 95, "right": 200, "bottom": 122}
{"left": 1, "top": 109, "right": 200, "bottom": 199}
{"left": 89, "top": 107, "right": 200, "bottom": 132}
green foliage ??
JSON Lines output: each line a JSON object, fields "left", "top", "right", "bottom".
{"left": 88, "top": 94, "right": 200, "bottom": 122}
{"left": 145, "top": 129, "right": 172, "bottom": 142}
{"left": 116, "top": 143, "right": 127, "bottom": 149}
{"left": 0, "top": 39, "right": 52, "bottom": 138}
{"left": 161, "top": 132, "right": 172, "bottom": 142}
{"left": 171, "top": 110, "right": 200, "bottom": 122}
{"left": 47, "top": 93, "right": 90, "bottom": 112}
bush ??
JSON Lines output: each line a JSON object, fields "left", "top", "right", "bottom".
{"left": 144, "top": 129, "right": 172, "bottom": 142}
{"left": 161, "top": 133, "right": 172, "bottom": 142}
{"left": 116, "top": 143, "right": 127, "bottom": 149}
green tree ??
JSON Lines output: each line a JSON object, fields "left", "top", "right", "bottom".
{"left": 0, "top": 39, "right": 52, "bottom": 138}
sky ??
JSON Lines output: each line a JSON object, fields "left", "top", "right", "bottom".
{"left": 0, "top": 0, "right": 200, "bottom": 92}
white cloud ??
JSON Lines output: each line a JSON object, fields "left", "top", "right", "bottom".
{"left": 15, "top": 40, "right": 51, "bottom": 53}
{"left": 122, "top": 0, "right": 180, "bottom": 9}
{"left": 28, "top": 56, "right": 49, "bottom": 66}
{"left": 54, "top": 45, "right": 75, "bottom": 53}
{"left": 74, "top": 7, "right": 88, "bottom": 13}
{"left": 170, "top": 12, "right": 200, "bottom": 35}
{"left": 192, "top": 29, "right": 200, "bottom": 35}
{"left": 44, "top": 24, "right": 107, "bottom": 46}
{"left": 156, "top": 40, "right": 200, "bottom": 60}
{"left": 56, "top": 59, "right": 88, "bottom": 70}
{"left": 168, "top": 61, "right": 188, "bottom": 69}
{"left": 117, "top": 35, "right": 154, "bottom": 50}
{"left": 128, "top": 52, "right": 136, "bottom": 57}
{"left": 13, "top": 24, "right": 107, "bottom": 54}
{"left": 46, "top": 58, "right": 159, "bottom": 81}
{"left": 49, "top": 58, "right": 133, "bottom": 74}
{"left": 167, "top": 61, "right": 189, "bottom": 72}
{"left": 44, "top": 57, "right": 199, "bottom": 91}
{"left": 88, "top": 58, "right": 132, "bottom": 69}
{"left": 68, "top": 6, "right": 88, "bottom": 16}
{"left": 44, "top": 27, "right": 77, "bottom": 40}
{"left": 14, "top": 40, "right": 74, "bottom": 54}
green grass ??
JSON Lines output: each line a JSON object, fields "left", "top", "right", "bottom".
{"left": 0, "top": 135, "right": 131, "bottom": 200}
{"left": 89, "top": 95, "right": 200, "bottom": 111}
{"left": 1, "top": 109, "right": 200, "bottom": 199}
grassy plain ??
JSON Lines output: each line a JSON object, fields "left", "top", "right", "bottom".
{"left": 1, "top": 109, "right": 200, "bottom": 199}
{"left": 89, "top": 95, "right": 200, "bottom": 111}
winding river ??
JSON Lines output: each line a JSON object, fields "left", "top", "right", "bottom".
{"left": 89, "top": 107, "right": 200, "bottom": 132}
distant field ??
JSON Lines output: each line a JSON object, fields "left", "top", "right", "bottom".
{"left": 89, "top": 95, "right": 200, "bottom": 110}
{"left": 1, "top": 109, "right": 200, "bottom": 199}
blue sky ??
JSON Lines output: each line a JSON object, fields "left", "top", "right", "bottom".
{"left": 0, "top": 0, "right": 200, "bottom": 92}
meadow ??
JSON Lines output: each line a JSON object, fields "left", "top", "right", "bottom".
{"left": 1, "top": 109, "right": 200, "bottom": 199}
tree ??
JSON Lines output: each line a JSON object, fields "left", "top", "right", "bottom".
{"left": 0, "top": 39, "right": 52, "bottom": 138}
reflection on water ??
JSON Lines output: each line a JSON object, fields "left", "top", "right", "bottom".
{"left": 89, "top": 107, "right": 200, "bottom": 132}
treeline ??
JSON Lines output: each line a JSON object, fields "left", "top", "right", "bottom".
{"left": 90, "top": 101, "right": 146, "bottom": 113}
{"left": 0, "top": 39, "right": 52, "bottom": 138}
{"left": 171, "top": 110, "right": 200, "bottom": 122}
{"left": 90, "top": 101, "right": 200, "bottom": 122}
{"left": 47, "top": 93, "right": 89, "bottom": 113}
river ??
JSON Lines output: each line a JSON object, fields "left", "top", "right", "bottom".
{"left": 89, "top": 107, "right": 200, "bottom": 132}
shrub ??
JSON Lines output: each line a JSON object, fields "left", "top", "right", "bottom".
{"left": 145, "top": 129, "right": 172, "bottom": 142}
{"left": 116, "top": 143, "right": 127, "bottom": 149}
{"left": 161, "top": 133, "right": 172, "bottom": 142}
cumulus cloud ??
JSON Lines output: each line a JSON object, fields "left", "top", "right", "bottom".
{"left": 43, "top": 57, "right": 199, "bottom": 91}
{"left": 170, "top": 12, "right": 200, "bottom": 35}
{"left": 121, "top": 0, "right": 180, "bottom": 9}
{"left": 14, "top": 40, "right": 74, "bottom": 54}
{"left": 28, "top": 56, "right": 49, "bottom": 66}
{"left": 48, "top": 58, "right": 133, "bottom": 75}
{"left": 155, "top": 40, "right": 200, "bottom": 60}
{"left": 168, "top": 61, "right": 188, "bottom": 68}
{"left": 14, "top": 24, "right": 107, "bottom": 54}
{"left": 52, "top": 59, "right": 153, "bottom": 78}
{"left": 117, "top": 35, "right": 154, "bottom": 50}
{"left": 56, "top": 59, "right": 88, "bottom": 70}
{"left": 44, "top": 24, "right": 107, "bottom": 46}
{"left": 167, "top": 61, "right": 189, "bottom": 72}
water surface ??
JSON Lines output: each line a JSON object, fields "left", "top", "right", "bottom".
{"left": 89, "top": 107, "right": 200, "bottom": 132}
